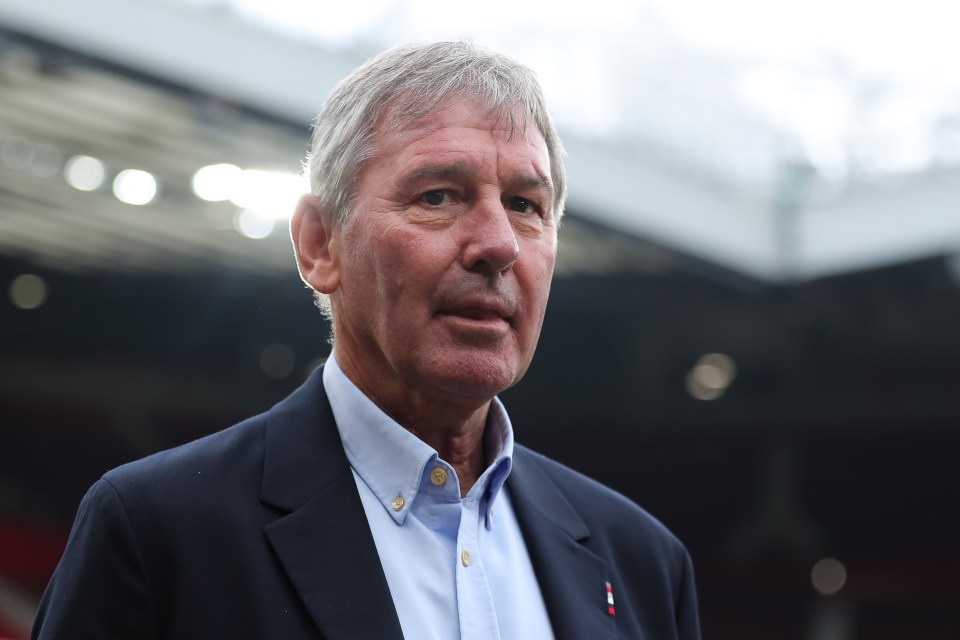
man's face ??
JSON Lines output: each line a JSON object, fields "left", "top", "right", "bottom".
{"left": 330, "top": 100, "right": 557, "bottom": 410}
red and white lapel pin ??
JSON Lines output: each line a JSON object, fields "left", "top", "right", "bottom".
{"left": 605, "top": 581, "right": 616, "bottom": 616}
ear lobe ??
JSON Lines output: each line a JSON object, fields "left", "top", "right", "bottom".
{"left": 290, "top": 194, "right": 340, "bottom": 294}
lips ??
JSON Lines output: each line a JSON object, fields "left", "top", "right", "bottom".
{"left": 437, "top": 299, "right": 514, "bottom": 326}
{"left": 448, "top": 306, "right": 506, "bottom": 320}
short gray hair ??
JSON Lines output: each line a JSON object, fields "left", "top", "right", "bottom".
{"left": 305, "top": 40, "right": 567, "bottom": 317}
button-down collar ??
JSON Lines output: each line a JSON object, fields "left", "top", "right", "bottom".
{"left": 323, "top": 353, "right": 513, "bottom": 527}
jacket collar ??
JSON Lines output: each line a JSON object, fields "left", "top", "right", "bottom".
{"left": 508, "top": 446, "right": 618, "bottom": 640}
{"left": 260, "top": 366, "right": 404, "bottom": 640}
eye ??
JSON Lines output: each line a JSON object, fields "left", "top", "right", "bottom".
{"left": 421, "top": 190, "right": 447, "bottom": 206}
{"left": 507, "top": 196, "right": 538, "bottom": 215}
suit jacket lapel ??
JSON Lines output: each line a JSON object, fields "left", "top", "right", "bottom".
{"left": 508, "top": 447, "right": 619, "bottom": 640}
{"left": 259, "top": 369, "right": 403, "bottom": 640}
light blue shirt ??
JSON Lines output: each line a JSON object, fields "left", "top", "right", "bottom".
{"left": 323, "top": 354, "right": 555, "bottom": 640}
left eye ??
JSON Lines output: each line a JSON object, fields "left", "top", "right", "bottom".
{"left": 508, "top": 197, "right": 537, "bottom": 215}
{"left": 421, "top": 190, "right": 447, "bottom": 206}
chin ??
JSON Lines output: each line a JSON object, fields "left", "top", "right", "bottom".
{"left": 423, "top": 354, "right": 526, "bottom": 400}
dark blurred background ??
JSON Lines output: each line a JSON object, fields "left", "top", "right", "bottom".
{"left": 1, "top": 1, "right": 959, "bottom": 638}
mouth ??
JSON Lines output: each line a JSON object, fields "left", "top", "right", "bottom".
{"left": 437, "top": 300, "right": 514, "bottom": 328}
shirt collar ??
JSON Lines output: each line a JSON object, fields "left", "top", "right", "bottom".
{"left": 322, "top": 352, "right": 514, "bottom": 526}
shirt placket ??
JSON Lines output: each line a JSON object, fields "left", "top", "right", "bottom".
{"left": 455, "top": 495, "right": 502, "bottom": 640}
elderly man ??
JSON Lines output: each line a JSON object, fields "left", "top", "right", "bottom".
{"left": 34, "top": 42, "right": 701, "bottom": 639}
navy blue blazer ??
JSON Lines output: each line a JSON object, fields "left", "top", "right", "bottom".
{"left": 34, "top": 367, "right": 701, "bottom": 639}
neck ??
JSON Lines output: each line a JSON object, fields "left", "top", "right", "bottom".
{"left": 334, "top": 350, "right": 493, "bottom": 497}
{"left": 401, "top": 406, "right": 490, "bottom": 497}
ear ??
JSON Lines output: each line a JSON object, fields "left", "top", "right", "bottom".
{"left": 290, "top": 194, "right": 340, "bottom": 294}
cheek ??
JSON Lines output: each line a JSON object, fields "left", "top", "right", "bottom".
{"left": 522, "top": 245, "right": 556, "bottom": 298}
{"left": 389, "top": 228, "right": 435, "bottom": 264}
{"left": 397, "top": 225, "right": 454, "bottom": 265}
{"left": 374, "top": 229, "right": 447, "bottom": 304}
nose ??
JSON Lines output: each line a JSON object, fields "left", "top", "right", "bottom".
{"left": 460, "top": 198, "right": 520, "bottom": 275}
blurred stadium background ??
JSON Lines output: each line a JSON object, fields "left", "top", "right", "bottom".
{"left": 1, "top": 0, "right": 959, "bottom": 637}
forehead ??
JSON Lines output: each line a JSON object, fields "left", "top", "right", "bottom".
{"left": 371, "top": 99, "right": 548, "bottom": 167}
{"left": 381, "top": 93, "right": 525, "bottom": 134}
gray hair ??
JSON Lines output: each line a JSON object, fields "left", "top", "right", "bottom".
{"left": 305, "top": 40, "right": 567, "bottom": 318}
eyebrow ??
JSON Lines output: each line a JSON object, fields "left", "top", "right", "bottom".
{"left": 400, "top": 163, "right": 554, "bottom": 197}
{"left": 514, "top": 174, "right": 554, "bottom": 194}
{"left": 400, "top": 163, "right": 473, "bottom": 191}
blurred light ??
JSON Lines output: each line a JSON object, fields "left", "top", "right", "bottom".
{"left": 113, "top": 169, "right": 158, "bottom": 205}
{"left": 64, "top": 155, "right": 106, "bottom": 191}
{"left": 29, "top": 143, "right": 63, "bottom": 178}
{"left": 686, "top": 352, "right": 737, "bottom": 401}
{"left": 811, "top": 557, "right": 847, "bottom": 596}
{"left": 192, "top": 163, "right": 242, "bottom": 201}
{"left": 230, "top": 169, "right": 307, "bottom": 220}
{"left": 9, "top": 274, "right": 47, "bottom": 310}
{"left": 695, "top": 353, "right": 737, "bottom": 388}
{"left": 1, "top": 136, "right": 34, "bottom": 169}
{"left": 686, "top": 374, "right": 723, "bottom": 401}
{"left": 234, "top": 209, "right": 275, "bottom": 239}
{"left": 260, "top": 343, "right": 295, "bottom": 379}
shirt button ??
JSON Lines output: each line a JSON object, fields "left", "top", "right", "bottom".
{"left": 461, "top": 549, "right": 471, "bottom": 567}
{"left": 430, "top": 467, "right": 448, "bottom": 486}
{"left": 391, "top": 496, "right": 405, "bottom": 511}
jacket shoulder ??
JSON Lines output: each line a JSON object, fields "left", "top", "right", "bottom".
{"left": 102, "top": 366, "right": 332, "bottom": 498}
{"left": 103, "top": 411, "right": 268, "bottom": 494}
